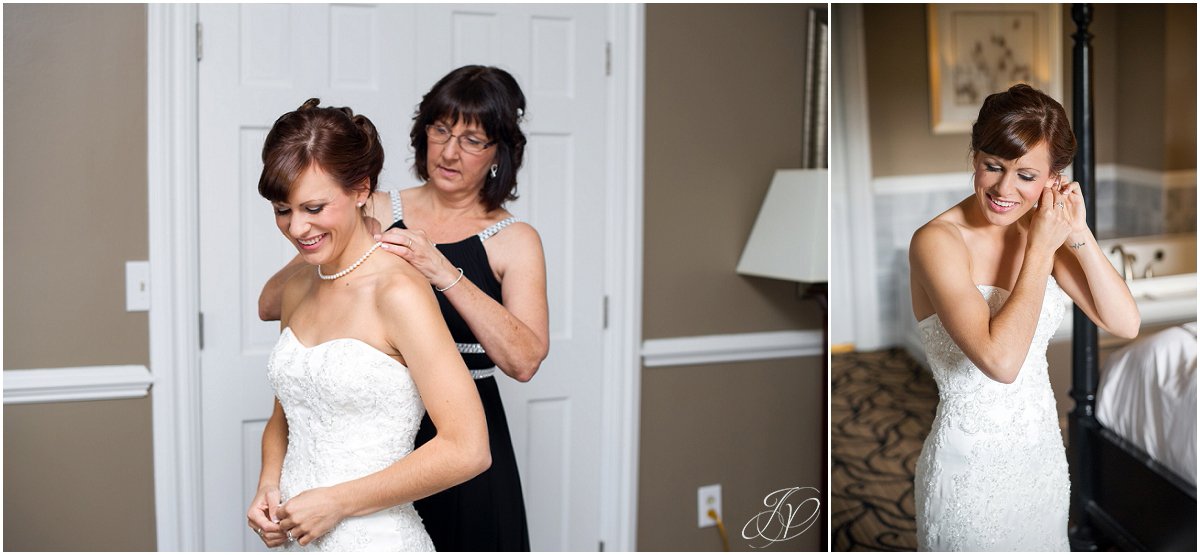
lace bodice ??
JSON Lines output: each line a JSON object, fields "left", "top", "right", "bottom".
{"left": 267, "top": 327, "right": 434, "bottom": 551}
{"left": 918, "top": 277, "right": 1069, "bottom": 401}
{"left": 914, "top": 276, "right": 1072, "bottom": 551}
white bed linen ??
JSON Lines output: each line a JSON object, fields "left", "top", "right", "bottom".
{"left": 1096, "top": 322, "right": 1197, "bottom": 486}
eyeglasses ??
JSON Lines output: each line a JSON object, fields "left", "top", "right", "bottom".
{"left": 426, "top": 124, "right": 495, "bottom": 155}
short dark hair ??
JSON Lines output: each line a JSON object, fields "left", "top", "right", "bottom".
{"left": 410, "top": 66, "right": 527, "bottom": 212}
{"left": 259, "top": 98, "right": 384, "bottom": 203}
{"left": 971, "top": 84, "right": 1076, "bottom": 173}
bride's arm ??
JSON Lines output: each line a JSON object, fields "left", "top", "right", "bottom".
{"left": 910, "top": 188, "right": 1071, "bottom": 383}
{"left": 276, "top": 271, "right": 489, "bottom": 547}
{"left": 245, "top": 399, "right": 289, "bottom": 547}
{"left": 247, "top": 275, "right": 308, "bottom": 547}
{"left": 1049, "top": 181, "right": 1140, "bottom": 338}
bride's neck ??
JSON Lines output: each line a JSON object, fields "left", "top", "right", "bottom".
{"left": 324, "top": 223, "right": 378, "bottom": 273}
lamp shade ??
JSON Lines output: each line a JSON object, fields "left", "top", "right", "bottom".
{"left": 736, "top": 169, "right": 828, "bottom": 283}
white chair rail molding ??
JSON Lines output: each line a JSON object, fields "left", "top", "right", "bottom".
{"left": 4, "top": 365, "right": 154, "bottom": 405}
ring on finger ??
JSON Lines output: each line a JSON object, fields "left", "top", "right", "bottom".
{"left": 1056, "top": 202, "right": 1065, "bottom": 209}
{"left": 287, "top": 530, "right": 295, "bottom": 542}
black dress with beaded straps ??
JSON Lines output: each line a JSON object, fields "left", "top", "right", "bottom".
{"left": 385, "top": 191, "right": 531, "bottom": 551}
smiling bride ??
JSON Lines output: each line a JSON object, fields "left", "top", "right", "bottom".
{"left": 908, "top": 84, "right": 1140, "bottom": 551}
{"left": 244, "top": 99, "right": 490, "bottom": 551}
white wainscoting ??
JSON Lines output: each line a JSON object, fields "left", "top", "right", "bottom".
{"left": 641, "top": 330, "right": 824, "bottom": 368}
{"left": 4, "top": 365, "right": 154, "bottom": 405}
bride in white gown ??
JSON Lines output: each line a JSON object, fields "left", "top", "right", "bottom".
{"left": 908, "top": 84, "right": 1140, "bottom": 551}
{"left": 245, "top": 99, "right": 491, "bottom": 550}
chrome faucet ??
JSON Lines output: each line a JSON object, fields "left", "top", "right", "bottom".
{"left": 1110, "top": 245, "right": 1136, "bottom": 282}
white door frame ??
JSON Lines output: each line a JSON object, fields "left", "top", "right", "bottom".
{"left": 146, "top": 4, "right": 645, "bottom": 551}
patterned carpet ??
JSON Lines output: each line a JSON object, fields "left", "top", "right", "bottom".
{"left": 831, "top": 348, "right": 938, "bottom": 551}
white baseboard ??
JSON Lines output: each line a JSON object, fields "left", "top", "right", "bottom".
{"left": 641, "top": 330, "right": 823, "bottom": 367}
{"left": 4, "top": 365, "right": 153, "bottom": 405}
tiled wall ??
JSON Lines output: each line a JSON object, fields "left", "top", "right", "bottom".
{"left": 871, "top": 173, "right": 1196, "bottom": 347}
{"left": 1167, "top": 185, "right": 1199, "bottom": 234}
{"left": 1112, "top": 181, "right": 1168, "bottom": 238}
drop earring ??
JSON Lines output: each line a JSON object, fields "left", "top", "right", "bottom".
{"left": 490, "top": 164, "right": 498, "bottom": 178}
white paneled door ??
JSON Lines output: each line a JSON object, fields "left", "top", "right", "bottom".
{"left": 198, "top": 4, "right": 608, "bottom": 551}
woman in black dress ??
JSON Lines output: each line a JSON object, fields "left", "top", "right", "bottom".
{"left": 259, "top": 66, "right": 543, "bottom": 551}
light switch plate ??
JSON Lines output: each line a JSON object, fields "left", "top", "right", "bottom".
{"left": 126, "top": 261, "right": 150, "bottom": 312}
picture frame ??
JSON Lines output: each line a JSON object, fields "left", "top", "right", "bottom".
{"left": 927, "top": 3, "right": 1062, "bottom": 134}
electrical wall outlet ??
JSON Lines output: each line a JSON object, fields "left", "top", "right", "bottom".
{"left": 698, "top": 483, "right": 721, "bottom": 528}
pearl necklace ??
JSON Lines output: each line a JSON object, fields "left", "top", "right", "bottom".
{"left": 318, "top": 242, "right": 383, "bottom": 280}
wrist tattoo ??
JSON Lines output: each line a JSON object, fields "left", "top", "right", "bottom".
{"left": 1069, "top": 241, "right": 1086, "bottom": 250}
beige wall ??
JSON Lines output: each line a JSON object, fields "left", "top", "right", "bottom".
{"left": 638, "top": 358, "right": 824, "bottom": 552}
{"left": 1165, "top": 3, "right": 1198, "bottom": 170}
{"left": 641, "top": 4, "right": 824, "bottom": 551}
{"left": 643, "top": 3, "right": 822, "bottom": 338}
{"left": 863, "top": 4, "right": 1195, "bottom": 178}
{"left": 4, "top": 3, "right": 149, "bottom": 370}
{"left": 863, "top": 5, "right": 975, "bottom": 177}
{"left": 3, "top": 4, "right": 156, "bottom": 551}
{"left": 1115, "top": 5, "right": 1167, "bottom": 170}
{"left": 4, "top": 398, "right": 158, "bottom": 552}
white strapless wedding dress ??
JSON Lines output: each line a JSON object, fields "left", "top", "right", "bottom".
{"left": 914, "top": 277, "right": 1071, "bottom": 551}
{"left": 268, "top": 327, "right": 435, "bottom": 552}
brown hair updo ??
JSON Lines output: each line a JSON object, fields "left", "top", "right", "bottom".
{"left": 410, "top": 65, "right": 527, "bottom": 212}
{"left": 971, "top": 84, "right": 1076, "bottom": 174}
{"left": 259, "top": 98, "right": 384, "bottom": 203}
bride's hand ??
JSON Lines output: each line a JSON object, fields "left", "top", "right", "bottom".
{"left": 276, "top": 486, "right": 349, "bottom": 547}
{"left": 1056, "top": 177, "right": 1093, "bottom": 249}
{"left": 1028, "top": 185, "right": 1073, "bottom": 256}
{"left": 246, "top": 484, "right": 286, "bottom": 548}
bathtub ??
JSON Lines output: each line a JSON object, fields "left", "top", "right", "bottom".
{"left": 1059, "top": 232, "right": 1198, "bottom": 335}
{"left": 1046, "top": 233, "right": 1197, "bottom": 436}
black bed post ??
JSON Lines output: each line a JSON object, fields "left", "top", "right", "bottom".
{"left": 1068, "top": 3, "right": 1101, "bottom": 552}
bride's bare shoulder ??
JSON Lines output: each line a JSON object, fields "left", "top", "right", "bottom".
{"left": 911, "top": 198, "right": 972, "bottom": 249}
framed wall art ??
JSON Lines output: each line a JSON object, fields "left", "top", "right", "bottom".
{"left": 927, "top": 3, "right": 1062, "bottom": 134}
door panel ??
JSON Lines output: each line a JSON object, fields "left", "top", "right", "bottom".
{"left": 199, "top": 4, "right": 608, "bottom": 550}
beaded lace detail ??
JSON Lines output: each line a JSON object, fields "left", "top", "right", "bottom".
{"left": 268, "top": 328, "right": 435, "bottom": 552}
{"left": 913, "top": 276, "right": 1072, "bottom": 552}
{"left": 456, "top": 342, "right": 486, "bottom": 354}
{"left": 389, "top": 190, "right": 403, "bottom": 224}
{"left": 478, "top": 217, "right": 517, "bottom": 241}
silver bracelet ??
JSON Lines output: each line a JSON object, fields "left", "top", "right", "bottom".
{"left": 436, "top": 267, "right": 465, "bottom": 292}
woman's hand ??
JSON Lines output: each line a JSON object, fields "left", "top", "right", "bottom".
{"left": 1028, "top": 185, "right": 1073, "bottom": 256}
{"left": 1055, "top": 177, "right": 1093, "bottom": 249}
{"left": 276, "top": 486, "right": 349, "bottom": 547}
{"left": 375, "top": 228, "right": 461, "bottom": 290}
{"left": 246, "top": 483, "right": 287, "bottom": 548}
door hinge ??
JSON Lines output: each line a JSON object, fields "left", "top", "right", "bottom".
{"left": 605, "top": 41, "right": 612, "bottom": 76}
{"left": 603, "top": 295, "right": 609, "bottom": 329}
{"left": 196, "top": 22, "right": 203, "bottom": 62}
{"left": 199, "top": 312, "right": 205, "bottom": 349}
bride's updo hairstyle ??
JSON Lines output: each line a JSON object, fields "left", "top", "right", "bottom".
{"left": 971, "top": 84, "right": 1076, "bottom": 174}
{"left": 410, "top": 65, "right": 527, "bottom": 212}
{"left": 259, "top": 98, "right": 384, "bottom": 204}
